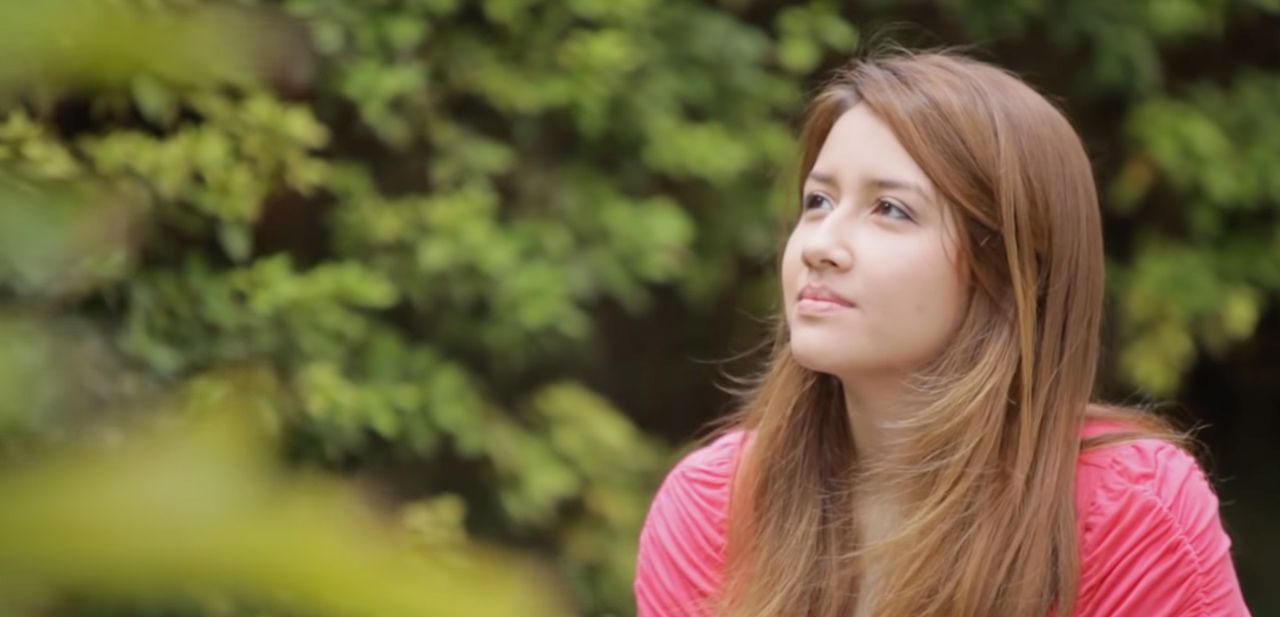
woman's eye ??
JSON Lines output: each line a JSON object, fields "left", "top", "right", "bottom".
{"left": 873, "top": 199, "right": 913, "bottom": 221}
{"left": 802, "top": 193, "right": 833, "bottom": 212}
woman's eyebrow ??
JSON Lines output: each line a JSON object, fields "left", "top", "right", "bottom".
{"left": 867, "top": 177, "right": 934, "bottom": 205}
{"left": 806, "top": 170, "right": 838, "bottom": 188}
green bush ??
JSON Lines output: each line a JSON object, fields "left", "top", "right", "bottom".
{"left": 1, "top": 0, "right": 1277, "bottom": 614}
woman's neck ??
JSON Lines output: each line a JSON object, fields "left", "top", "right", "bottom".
{"left": 840, "top": 374, "right": 915, "bottom": 460}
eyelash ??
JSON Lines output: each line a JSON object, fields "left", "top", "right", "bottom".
{"left": 801, "top": 193, "right": 914, "bottom": 222}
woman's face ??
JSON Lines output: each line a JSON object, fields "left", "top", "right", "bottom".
{"left": 782, "top": 104, "right": 968, "bottom": 381}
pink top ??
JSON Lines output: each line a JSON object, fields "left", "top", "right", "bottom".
{"left": 635, "top": 421, "right": 1251, "bottom": 616}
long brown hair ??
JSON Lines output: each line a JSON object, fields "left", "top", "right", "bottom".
{"left": 716, "top": 50, "right": 1185, "bottom": 617}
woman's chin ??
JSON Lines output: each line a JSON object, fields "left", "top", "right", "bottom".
{"left": 789, "top": 341, "right": 853, "bottom": 375}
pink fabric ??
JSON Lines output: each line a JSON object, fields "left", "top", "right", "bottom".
{"left": 635, "top": 421, "right": 1251, "bottom": 616}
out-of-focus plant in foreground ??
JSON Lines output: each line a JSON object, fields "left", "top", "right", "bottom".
{"left": 0, "top": 402, "right": 569, "bottom": 617}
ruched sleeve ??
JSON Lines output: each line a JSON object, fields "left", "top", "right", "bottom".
{"left": 1074, "top": 438, "right": 1250, "bottom": 616}
{"left": 634, "top": 430, "right": 747, "bottom": 617}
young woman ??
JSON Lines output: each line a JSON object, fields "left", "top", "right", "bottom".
{"left": 634, "top": 51, "right": 1250, "bottom": 617}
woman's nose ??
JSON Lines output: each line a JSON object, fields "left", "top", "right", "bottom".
{"left": 801, "top": 219, "right": 853, "bottom": 271}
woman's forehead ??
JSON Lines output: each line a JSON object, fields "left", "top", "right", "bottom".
{"left": 809, "top": 105, "right": 937, "bottom": 195}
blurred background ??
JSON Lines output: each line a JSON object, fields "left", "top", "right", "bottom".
{"left": 0, "top": 0, "right": 1276, "bottom": 615}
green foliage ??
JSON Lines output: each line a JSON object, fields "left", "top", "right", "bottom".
{"left": 0, "top": 410, "right": 568, "bottom": 617}
{"left": 948, "top": 0, "right": 1234, "bottom": 96}
{"left": 0, "top": 0, "right": 855, "bottom": 613}
{"left": 941, "top": 0, "right": 1280, "bottom": 399}
{"left": 0, "top": 172, "right": 143, "bottom": 297}
{"left": 0, "top": 1, "right": 310, "bottom": 102}
{"left": 1, "top": 0, "right": 1278, "bottom": 613}
{"left": 1110, "top": 72, "right": 1280, "bottom": 394}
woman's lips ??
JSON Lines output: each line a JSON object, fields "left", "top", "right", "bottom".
{"left": 796, "top": 298, "right": 854, "bottom": 314}
{"left": 796, "top": 284, "right": 856, "bottom": 314}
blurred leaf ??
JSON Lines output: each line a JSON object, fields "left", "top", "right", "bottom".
{"left": 0, "top": 170, "right": 145, "bottom": 299}
{"left": 0, "top": 1, "right": 314, "bottom": 97}
{"left": 0, "top": 412, "right": 569, "bottom": 617}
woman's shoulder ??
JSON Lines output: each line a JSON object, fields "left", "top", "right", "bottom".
{"left": 1073, "top": 420, "right": 1250, "bottom": 615}
{"left": 672, "top": 429, "right": 751, "bottom": 483}
{"left": 642, "top": 428, "right": 750, "bottom": 536}
{"left": 1074, "top": 418, "right": 1216, "bottom": 529}
{"left": 634, "top": 429, "right": 750, "bottom": 617}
